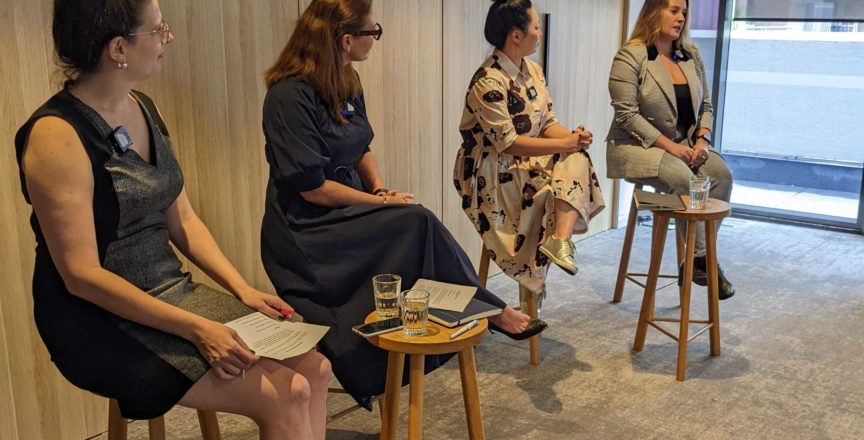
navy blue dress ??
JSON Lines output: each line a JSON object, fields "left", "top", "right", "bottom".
{"left": 260, "top": 77, "right": 507, "bottom": 404}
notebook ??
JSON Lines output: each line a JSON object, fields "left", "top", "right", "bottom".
{"left": 428, "top": 298, "right": 503, "bottom": 328}
{"left": 633, "top": 189, "right": 686, "bottom": 211}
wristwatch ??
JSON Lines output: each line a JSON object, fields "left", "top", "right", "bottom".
{"left": 697, "top": 133, "right": 712, "bottom": 146}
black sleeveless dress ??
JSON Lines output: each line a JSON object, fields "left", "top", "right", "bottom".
{"left": 260, "top": 77, "right": 508, "bottom": 406}
{"left": 14, "top": 88, "right": 252, "bottom": 419}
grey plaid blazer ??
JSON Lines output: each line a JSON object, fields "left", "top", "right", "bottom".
{"left": 604, "top": 43, "right": 714, "bottom": 179}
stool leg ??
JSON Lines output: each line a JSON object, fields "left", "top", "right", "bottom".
{"left": 408, "top": 354, "right": 425, "bottom": 440}
{"left": 478, "top": 245, "right": 490, "bottom": 288}
{"left": 634, "top": 215, "right": 669, "bottom": 352}
{"left": 675, "top": 228, "right": 686, "bottom": 306}
{"left": 147, "top": 416, "right": 166, "bottom": 440}
{"left": 676, "top": 221, "right": 698, "bottom": 382}
{"left": 519, "top": 285, "right": 541, "bottom": 366}
{"left": 613, "top": 190, "right": 640, "bottom": 303}
{"left": 381, "top": 351, "right": 405, "bottom": 440}
{"left": 705, "top": 220, "right": 722, "bottom": 356}
{"left": 196, "top": 410, "right": 221, "bottom": 440}
{"left": 458, "top": 348, "right": 486, "bottom": 440}
{"left": 107, "top": 399, "right": 127, "bottom": 440}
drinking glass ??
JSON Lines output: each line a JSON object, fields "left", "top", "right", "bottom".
{"left": 372, "top": 274, "right": 401, "bottom": 319}
{"left": 689, "top": 176, "right": 711, "bottom": 210}
{"left": 400, "top": 289, "right": 430, "bottom": 337}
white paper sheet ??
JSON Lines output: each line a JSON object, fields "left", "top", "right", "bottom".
{"left": 410, "top": 278, "right": 476, "bottom": 312}
{"left": 225, "top": 312, "right": 329, "bottom": 361}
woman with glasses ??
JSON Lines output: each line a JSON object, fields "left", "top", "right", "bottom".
{"left": 15, "top": 1, "right": 329, "bottom": 438}
{"left": 606, "top": 0, "right": 735, "bottom": 299}
{"left": 260, "top": 0, "right": 546, "bottom": 407}
{"left": 455, "top": 0, "right": 605, "bottom": 297}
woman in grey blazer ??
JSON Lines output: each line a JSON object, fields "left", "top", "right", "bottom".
{"left": 605, "top": 0, "right": 735, "bottom": 299}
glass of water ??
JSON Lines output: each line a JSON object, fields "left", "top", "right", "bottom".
{"left": 689, "top": 175, "right": 711, "bottom": 210}
{"left": 400, "top": 289, "right": 430, "bottom": 337}
{"left": 372, "top": 274, "right": 401, "bottom": 319}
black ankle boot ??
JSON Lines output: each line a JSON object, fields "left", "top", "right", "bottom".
{"left": 678, "top": 256, "right": 736, "bottom": 300}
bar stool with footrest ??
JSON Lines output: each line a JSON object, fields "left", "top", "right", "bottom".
{"left": 632, "top": 195, "right": 730, "bottom": 381}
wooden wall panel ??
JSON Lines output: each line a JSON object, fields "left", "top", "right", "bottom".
{"left": 545, "top": 0, "right": 624, "bottom": 238}
{"left": 351, "top": 0, "right": 444, "bottom": 214}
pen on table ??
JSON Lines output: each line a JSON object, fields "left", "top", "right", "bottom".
{"left": 449, "top": 319, "right": 480, "bottom": 340}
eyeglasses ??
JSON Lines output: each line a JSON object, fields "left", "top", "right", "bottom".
{"left": 351, "top": 23, "right": 383, "bottom": 40}
{"left": 128, "top": 20, "right": 173, "bottom": 44}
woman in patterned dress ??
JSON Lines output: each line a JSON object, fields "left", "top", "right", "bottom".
{"left": 455, "top": 0, "right": 605, "bottom": 295}
{"left": 15, "top": 1, "right": 330, "bottom": 438}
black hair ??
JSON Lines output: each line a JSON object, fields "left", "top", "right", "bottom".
{"left": 52, "top": 0, "right": 148, "bottom": 82}
{"left": 483, "top": 0, "right": 533, "bottom": 50}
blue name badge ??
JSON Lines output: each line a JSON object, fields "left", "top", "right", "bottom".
{"left": 342, "top": 101, "right": 355, "bottom": 117}
{"left": 111, "top": 126, "right": 134, "bottom": 153}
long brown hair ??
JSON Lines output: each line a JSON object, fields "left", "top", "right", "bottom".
{"left": 627, "top": 0, "right": 694, "bottom": 51}
{"left": 264, "top": 0, "right": 372, "bottom": 122}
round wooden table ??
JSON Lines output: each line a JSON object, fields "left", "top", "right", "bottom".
{"left": 364, "top": 312, "right": 488, "bottom": 440}
{"left": 632, "top": 196, "right": 731, "bottom": 381}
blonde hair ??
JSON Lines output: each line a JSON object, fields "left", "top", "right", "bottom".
{"left": 627, "top": 0, "right": 694, "bottom": 52}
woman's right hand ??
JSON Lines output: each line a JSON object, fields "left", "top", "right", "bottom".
{"left": 192, "top": 320, "right": 260, "bottom": 380}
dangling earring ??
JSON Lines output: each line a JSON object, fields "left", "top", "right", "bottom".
{"left": 118, "top": 62, "right": 129, "bottom": 70}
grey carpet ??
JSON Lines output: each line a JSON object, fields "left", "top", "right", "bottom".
{"left": 94, "top": 219, "right": 864, "bottom": 439}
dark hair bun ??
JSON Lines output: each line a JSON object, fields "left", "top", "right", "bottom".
{"left": 53, "top": 0, "right": 146, "bottom": 82}
{"left": 484, "top": 0, "right": 533, "bottom": 51}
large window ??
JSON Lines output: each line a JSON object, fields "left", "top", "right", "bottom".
{"left": 719, "top": 0, "right": 864, "bottom": 229}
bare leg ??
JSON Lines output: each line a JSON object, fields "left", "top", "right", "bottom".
{"left": 553, "top": 199, "right": 579, "bottom": 239}
{"left": 178, "top": 357, "right": 327, "bottom": 440}
{"left": 488, "top": 306, "right": 530, "bottom": 333}
{"left": 276, "top": 350, "right": 331, "bottom": 440}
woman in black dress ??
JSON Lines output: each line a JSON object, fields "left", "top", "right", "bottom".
{"left": 15, "top": 1, "right": 329, "bottom": 439}
{"left": 261, "top": 0, "right": 547, "bottom": 406}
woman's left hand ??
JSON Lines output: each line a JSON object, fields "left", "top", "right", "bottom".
{"left": 387, "top": 189, "right": 415, "bottom": 204}
{"left": 237, "top": 288, "right": 294, "bottom": 321}
{"left": 690, "top": 140, "right": 710, "bottom": 168}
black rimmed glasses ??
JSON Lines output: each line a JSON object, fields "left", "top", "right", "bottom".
{"left": 351, "top": 23, "right": 383, "bottom": 40}
{"left": 128, "top": 20, "right": 173, "bottom": 44}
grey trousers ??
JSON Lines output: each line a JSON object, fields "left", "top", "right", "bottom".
{"left": 633, "top": 150, "right": 733, "bottom": 255}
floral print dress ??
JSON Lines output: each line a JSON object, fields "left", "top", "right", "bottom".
{"left": 454, "top": 50, "right": 605, "bottom": 294}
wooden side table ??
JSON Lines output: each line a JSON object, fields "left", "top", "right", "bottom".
{"left": 364, "top": 312, "right": 488, "bottom": 440}
{"left": 632, "top": 196, "right": 731, "bottom": 381}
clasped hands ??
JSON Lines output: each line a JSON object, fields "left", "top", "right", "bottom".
{"left": 669, "top": 139, "right": 710, "bottom": 169}
{"left": 192, "top": 288, "right": 295, "bottom": 380}
{"left": 379, "top": 189, "right": 415, "bottom": 204}
{"left": 562, "top": 123, "right": 593, "bottom": 153}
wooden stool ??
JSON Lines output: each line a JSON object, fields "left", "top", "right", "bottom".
{"left": 107, "top": 399, "right": 221, "bottom": 440}
{"left": 613, "top": 183, "right": 685, "bottom": 303}
{"left": 632, "top": 196, "right": 730, "bottom": 381}
{"left": 478, "top": 246, "right": 541, "bottom": 366}
{"left": 365, "top": 312, "right": 487, "bottom": 440}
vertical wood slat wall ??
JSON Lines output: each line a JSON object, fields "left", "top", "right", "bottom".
{"left": 0, "top": 1, "right": 622, "bottom": 438}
